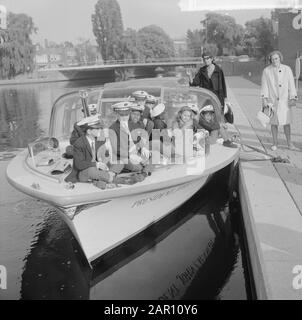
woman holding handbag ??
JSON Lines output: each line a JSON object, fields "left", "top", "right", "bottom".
{"left": 261, "top": 50, "right": 298, "bottom": 151}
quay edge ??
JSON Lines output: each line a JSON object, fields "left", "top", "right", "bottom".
{"left": 228, "top": 78, "right": 302, "bottom": 300}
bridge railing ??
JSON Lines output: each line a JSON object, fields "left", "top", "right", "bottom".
{"left": 81, "top": 57, "right": 203, "bottom": 66}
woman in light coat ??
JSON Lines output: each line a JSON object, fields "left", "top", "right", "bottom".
{"left": 261, "top": 50, "right": 298, "bottom": 151}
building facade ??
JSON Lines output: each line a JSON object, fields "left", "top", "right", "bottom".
{"left": 277, "top": 10, "right": 302, "bottom": 79}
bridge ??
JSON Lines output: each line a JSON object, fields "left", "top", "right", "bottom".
{"left": 38, "top": 57, "right": 203, "bottom": 83}
{"left": 37, "top": 57, "right": 265, "bottom": 84}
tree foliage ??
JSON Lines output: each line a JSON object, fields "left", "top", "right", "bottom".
{"left": 137, "top": 25, "right": 175, "bottom": 60}
{"left": 120, "top": 28, "right": 142, "bottom": 62}
{"left": 0, "top": 12, "right": 36, "bottom": 79}
{"left": 244, "top": 17, "right": 276, "bottom": 60}
{"left": 74, "top": 38, "right": 99, "bottom": 65}
{"left": 203, "top": 43, "right": 218, "bottom": 57}
{"left": 92, "top": 0, "right": 124, "bottom": 61}
{"left": 91, "top": 1, "right": 175, "bottom": 62}
{"left": 185, "top": 12, "right": 278, "bottom": 59}
{"left": 204, "top": 13, "right": 244, "bottom": 55}
{"left": 186, "top": 29, "right": 204, "bottom": 57}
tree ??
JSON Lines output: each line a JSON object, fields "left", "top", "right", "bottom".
{"left": 203, "top": 13, "right": 244, "bottom": 55}
{"left": 137, "top": 25, "right": 175, "bottom": 60}
{"left": 91, "top": 0, "right": 124, "bottom": 61}
{"left": 203, "top": 43, "right": 218, "bottom": 57}
{"left": 74, "top": 38, "right": 98, "bottom": 65}
{"left": 245, "top": 17, "right": 276, "bottom": 60}
{"left": 120, "top": 28, "right": 142, "bottom": 62}
{"left": 0, "top": 12, "right": 36, "bottom": 79}
{"left": 62, "top": 41, "right": 74, "bottom": 49}
{"left": 186, "top": 29, "right": 204, "bottom": 57}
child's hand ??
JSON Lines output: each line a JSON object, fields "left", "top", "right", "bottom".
{"left": 97, "top": 162, "right": 109, "bottom": 171}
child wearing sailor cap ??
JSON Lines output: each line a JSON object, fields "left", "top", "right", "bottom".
{"left": 109, "top": 101, "right": 151, "bottom": 173}
{"left": 149, "top": 103, "right": 175, "bottom": 161}
{"left": 143, "top": 94, "right": 157, "bottom": 120}
{"left": 198, "top": 101, "right": 236, "bottom": 148}
{"left": 65, "top": 115, "right": 124, "bottom": 188}
{"left": 130, "top": 103, "right": 154, "bottom": 137}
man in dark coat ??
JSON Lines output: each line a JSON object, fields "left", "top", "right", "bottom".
{"left": 189, "top": 52, "right": 227, "bottom": 108}
{"left": 65, "top": 115, "right": 123, "bottom": 185}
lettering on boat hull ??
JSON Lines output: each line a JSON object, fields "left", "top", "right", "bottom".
{"left": 131, "top": 183, "right": 191, "bottom": 208}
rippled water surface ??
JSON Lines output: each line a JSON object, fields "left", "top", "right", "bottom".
{"left": 0, "top": 79, "right": 252, "bottom": 300}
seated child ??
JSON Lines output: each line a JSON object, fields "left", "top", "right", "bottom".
{"left": 65, "top": 115, "right": 124, "bottom": 189}
{"left": 110, "top": 101, "right": 151, "bottom": 173}
{"left": 149, "top": 103, "right": 175, "bottom": 161}
{"left": 198, "top": 104, "right": 237, "bottom": 148}
{"left": 130, "top": 103, "right": 154, "bottom": 137}
{"left": 172, "top": 105, "right": 200, "bottom": 132}
{"left": 143, "top": 94, "right": 157, "bottom": 121}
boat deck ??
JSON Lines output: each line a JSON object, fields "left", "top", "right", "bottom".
{"left": 7, "top": 143, "right": 239, "bottom": 208}
{"left": 227, "top": 76, "right": 302, "bottom": 300}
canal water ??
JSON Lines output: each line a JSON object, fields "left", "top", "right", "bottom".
{"left": 0, "top": 78, "right": 252, "bottom": 300}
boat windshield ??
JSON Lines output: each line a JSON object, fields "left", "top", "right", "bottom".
{"left": 162, "top": 87, "right": 222, "bottom": 125}
{"left": 100, "top": 86, "right": 162, "bottom": 126}
{"left": 49, "top": 89, "right": 101, "bottom": 138}
{"left": 48, "top": 83, "right": 221, "bottom": 139}
{"left": 100, "top": 85, "right": 221, "bottom": 126}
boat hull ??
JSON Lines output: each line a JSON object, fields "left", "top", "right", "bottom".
{"left": 57, "top": 176, "right": 209, "bottom": 264}
{"left": 7, "top": 144, "right": 239, "bottom": 266}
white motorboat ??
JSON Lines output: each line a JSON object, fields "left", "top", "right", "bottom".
{"left": 6, "top": 77, "right": 239, "bottom": 266}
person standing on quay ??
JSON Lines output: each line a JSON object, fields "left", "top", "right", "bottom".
{"left": 187, "top": 52, "right": 227, "bottom": 112}
{"left": 261, "top": 50, "right": 299, "bottom": 151}
{"left": 187, "top": 52, "right": 237, "bottom": 148}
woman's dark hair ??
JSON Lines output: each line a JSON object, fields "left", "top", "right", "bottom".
{"left": 202, "top": 52, "right": 215, "bottom": 63}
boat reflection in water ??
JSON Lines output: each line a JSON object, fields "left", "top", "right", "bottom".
{"left": 20, "top": 163, "right": 249, "bottom": 300}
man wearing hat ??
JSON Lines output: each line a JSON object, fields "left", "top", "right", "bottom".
{"left": 188, "top": 52, "right": 227, "bottom": 109}
{"left": 109, "top": 101, "right": 151, "bottom": 172}
{"left": 69, "top": 104, "right": 99, "bottom": 146}
{"left": 65, "top": 115, "right": 123, "bottom": 187}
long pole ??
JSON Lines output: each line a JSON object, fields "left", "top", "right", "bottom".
{"left": 295, "top": 53, "right": 301, "bottom": 92}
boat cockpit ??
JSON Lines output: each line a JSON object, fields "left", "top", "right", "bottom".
{"left": 25, "top": 80, "right": 223, "bottom": 184}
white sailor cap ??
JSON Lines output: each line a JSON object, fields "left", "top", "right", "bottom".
{"left": 145, "top": 95, "right": 157, "bottom": 104}
{"left": 111, "top": 101, "right": 133, "bottom": 112}
{"left": 200, "top": 105, "right": 215, "bottom": 113}
{"left": 131, "top": 90, "right": 149, "bottom": 100}
{"left": 127, "top": 96, "right": 136, "bottom": 102}
{"left": 130, "top": 103, "right": 145, "bottom": 112}
{"left": 150, "top": 103, "right": 166, "bottom": 118}
{"left": 77, "top": 114, "right": 104, "bottom": 129}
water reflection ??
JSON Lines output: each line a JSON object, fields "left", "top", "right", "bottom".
{"left": 20, "top": 212, "right": 91, "bottom": 300}
{"left": 0, "top": 88, "right": 42, "bottom": 150}
{"left": 0, "top": 78, "right": 109, "bottom": 152}
{"left": 18, "top": 165, "right": 249, "bottom": 300}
